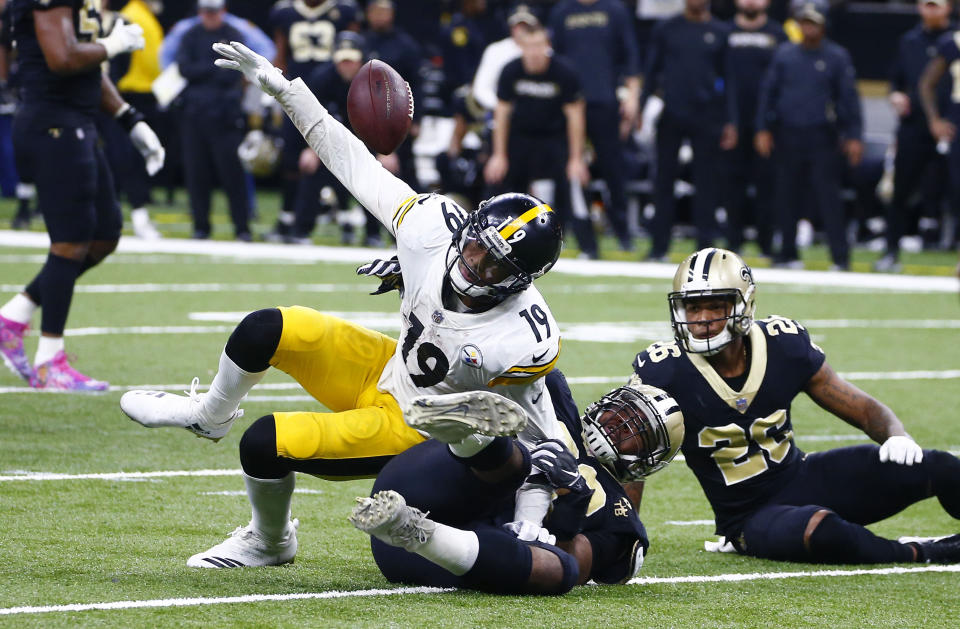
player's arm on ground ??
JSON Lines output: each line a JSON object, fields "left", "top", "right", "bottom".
{"left": 213, "top": 41, "right": 415, "bottom": 236}
{"left": 804, "top": 361, "right": 910, "bottom": 444}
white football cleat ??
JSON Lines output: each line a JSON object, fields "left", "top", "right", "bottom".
{"left": 349, "top": 490, "right": 436, "bottom": 551}
{"left": 187, "top": 519, "right": 299, "bottom": 568}
{"left": 120, "top": 377, "right": 242, "bottom": 441}
{"left": 404, "top": 390, "right": 527, "bottom": 443}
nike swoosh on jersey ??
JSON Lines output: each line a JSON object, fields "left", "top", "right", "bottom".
{"left": 532, "top": 349, "right": 549, "bottom": 362}
{"left": 532, "top": 392, "right": 543, "bottom": 404}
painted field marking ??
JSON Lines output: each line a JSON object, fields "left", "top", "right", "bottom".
{"left": 0, "top": 469, "right": 242, "bottom": 482}
{"left": 2, "top": 370, "right": 958, "bottom": 396}
{"left": 665, "top": 520, "right": 715, "bottom": 526}
{"left": 2, "top": 230, "right": 957, "bottom": 292}
{"left": 2, "top": 565, "right": 958, "bottom": 616}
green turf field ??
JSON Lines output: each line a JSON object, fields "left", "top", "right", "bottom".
{"left": 0, "top": 226, "right": 959, "bottom": 626}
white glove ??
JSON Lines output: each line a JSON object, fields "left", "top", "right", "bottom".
{"left": 879, "top": 435, "right": 924, "bottom": 466}
{"left": 97, "top": 21, "right": 145, "bottom": 59}
{"left": 129, "top": 121, "right": 165, "bottom": 176}
{"left": 502, "top": 520, "right": 556, "bottom": 545}
{"left": 213, "top": 41, "right": 290, "bottom": 98}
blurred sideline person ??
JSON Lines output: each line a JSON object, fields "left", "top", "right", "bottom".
{"left": 483, "top": 25, "right": 597, "bottom": 258}
{"left": 723, "top": 0, "right": 786, "bottom": 255}
{"left": 102, "top": 0, "right": 165, "bottom": 240}
{"left": 266, "top": 0, "right": 358, "bottom": 241}
{"left": 471, "top": 3, "right": 540, "bottom": 113}
{"left": 352, "top": 370, "right": 683, "bottom": 594}
{"left": 631, "top": 247, "right": 960, "bottom": 564}
{"left": 296, "top": 31, "right": 377, "bottom": 245}
{"left": 755, "top": 0, "right": 862, "bottom": 270}
{"left": 365, "top": 0, "right": 423, "bottom": 199}
{"left": 918, "top": 14, "right": 960, "bottom": 255}
{"left": 0, "top": 0, "right": 163, "bottom": 390}
{"left": 176, "top": 0, "right": 251, "bottom": 241}
{"left": 641, "top": 0, "right": 738, "bottom": 261}
{"left": 875, "top": 0, "right": 953, "bottom": 273}
{"left": 121, "top": 40, "right": 570, "bottom": 569}
{"left": 549, "top": 0, "right": 640, "bottom": 252}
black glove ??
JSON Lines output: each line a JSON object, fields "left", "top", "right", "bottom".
{"left": 356, "top": 255, "right": 403, "bottom": 296}
{"left": 530, "top": 440, "right": 594, "bottom": 542}
{"left": 530, "top": 440, "right": 588, "bottom": 493}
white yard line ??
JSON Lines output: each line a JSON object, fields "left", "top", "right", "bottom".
{"left": 1, "top": 565, "right": 958, "bottom": 616}
{"left": 1, "top": 283, "right": 371, "bottom": 294}
{"left": 2, "top": 230, "right": 957, "bottom": 292}
{"left": 0, "top": 469, "right": 242, "bottom": 482}
{"left": 665, "top": 520, "right": 715, "bottom": 526}
{"left": 1, "top": 370, "right": 958, "bottom": 396}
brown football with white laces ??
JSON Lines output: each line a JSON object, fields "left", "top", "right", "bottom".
{"left": 347, "top": 59, "right": 413, "bottom": 155}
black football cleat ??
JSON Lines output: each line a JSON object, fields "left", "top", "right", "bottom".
{"left": 911, "top": 534, "right": 960, "bottom": 564}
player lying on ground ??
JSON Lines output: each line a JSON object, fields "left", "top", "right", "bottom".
{"left": 631, "top": 247, "right": 960, "bottom": 563}
{"left": 120, "top": 41, "right": 570, "bottom": 568}
{"left": 350, "top": 370, "right": 684, "bottom": 594}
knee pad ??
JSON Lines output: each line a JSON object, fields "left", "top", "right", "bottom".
{"left": 225, "top": 308, "right": 283, "bottom": 372}
{"left": 527, "top": 540, "right": 580, "bottom": 594}
{"left": 239, "top": 415, "right": 289, "bottom": 479}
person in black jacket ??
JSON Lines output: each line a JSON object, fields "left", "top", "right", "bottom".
{"left": 640, "top": 0, "right": 738, "bottom": 261}
{"left": 875, "top": 0, "right": 953, "bottom": 272}
{"left": 723, "top": 0, "right": 786, "bottom": 256}
{"left": 176, "top": 0, "right": 250, "bottom": 241}
{"left": 755, "top": 0, "right": 862, "bottom": 270}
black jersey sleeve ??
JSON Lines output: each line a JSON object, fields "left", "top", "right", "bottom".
{"left": 759, "top": 316, "right": 825, "bottom": 386}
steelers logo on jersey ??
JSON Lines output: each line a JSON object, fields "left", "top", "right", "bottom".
{"left": 461, "top": 344, "right": 483, "bottom": 369}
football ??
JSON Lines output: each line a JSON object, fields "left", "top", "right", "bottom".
{"left": 347, "top": 59, "right": 413, "bottom": 155}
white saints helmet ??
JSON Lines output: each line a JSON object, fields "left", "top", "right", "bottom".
{"left": 669, "top": 248, "right": 757, "bottom": 356}
{"left": 238, "top": 130, "right": 282, "bottom": 177}
{"left": 582, "top": 379, "right": 685, "bottom": 481}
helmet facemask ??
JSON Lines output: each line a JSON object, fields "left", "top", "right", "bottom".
{"left": 582, "top": 387, "right": 677, "bottom": 481}
{"left": 444, "top": 212, "right": 534, "bottom": 303}
{"left": 669, "top": 286, "right": 754, "bottom": 356}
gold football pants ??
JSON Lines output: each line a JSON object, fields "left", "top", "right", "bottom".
{"left": 268, "top": 306, "right": 425, "bottom": 478}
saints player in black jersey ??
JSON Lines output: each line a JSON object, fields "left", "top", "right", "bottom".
{"left": 632, "top": 247, "right": 960, "bottom": 564}
{"left": 349, "top": 370, "right": 684, "bottom": 593}
{"left": 0, "top": 0, "right": 163, "bottom": 389}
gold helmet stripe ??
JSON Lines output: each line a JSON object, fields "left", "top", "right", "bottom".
{"left": 498, "top": 204, "right": 553, "bottom": 240}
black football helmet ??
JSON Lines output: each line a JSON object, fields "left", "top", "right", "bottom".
{"left": 445, "top": 193, "right": 562, "bottom": 302}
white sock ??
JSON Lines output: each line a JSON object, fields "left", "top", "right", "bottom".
{"left": 131, "top": 207, "right": 149, "bottom": 225}
{"left": 414, "top": 524, "right": 479, "bottom": 576}
{"left": 448, "top": 434, "right": 495, "bottom": 458}
{"left": 0, "top": 293, "right": 38, "bottom": 324}
{"left": 35, "top": 336, "right": 64, "bottom": 366}
{"left": 245, "top": 472, "right": 295, "bottom": 542}
{"left": 201, "top": 350, "right": 266, "bottom": 423}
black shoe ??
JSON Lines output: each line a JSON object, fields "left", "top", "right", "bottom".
{"left": 235, "top": 231, "right": 252, "bottom": 242}
{"left": 872, "top": 253, "right": 902, "bottom": 273}
{"left": 911, "top": 534, "right": 960, "bottom": 563}
{"left": 11, "top": 214, "right": 30, "bottom": 230}
{"left": 192, "top": 230, "right": 210, "bottom": 240}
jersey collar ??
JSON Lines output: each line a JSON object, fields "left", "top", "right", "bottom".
{"left": 686, "top": 323, "right": 768, "bottom": 414}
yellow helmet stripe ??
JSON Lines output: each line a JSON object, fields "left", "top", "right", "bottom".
{"left": 497, "top": 204, "right": 553, "bottom": 240}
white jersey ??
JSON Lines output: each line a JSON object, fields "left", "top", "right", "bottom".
{"left": 277, "top": 78, "right": 563, "bottom": 445}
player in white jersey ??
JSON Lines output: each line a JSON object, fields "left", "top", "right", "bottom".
{"left": 119, "top": 41, "right": 566, "bottom": 568}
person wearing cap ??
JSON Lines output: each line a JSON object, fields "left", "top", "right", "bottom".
{"left": 722, "top": 0, "right": 787, "bottom": 256}
{"left": 917, "top": 6, "right": 960, "bottom": 261}
{"left": 471, "top": 4, "right": 540, "bottom": 113}
{"left": 640, "top": 0, "right": 739, "bottom": 262}
{"left": 294, "top": 32, "right": 377, "bottom": 245}
{"left": 549, "top": 0, "right": 641, "bottom": 252}
{"left": 755, "top": 0, "right": 863, "bottom": 270}
{"left": 483, "top": 24, "right": 598, "bottom": 259}
{"left": 176, "top": 0, "right": 251, "bottom": 240}
{"left": 365, "top": 0, "right": 425, "bottom": 197}
{"left": 875, "top": 0, "right": 953, "bottom": 273}
{"left": 266, "top": 0, "right": 360, "bottom": 242}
